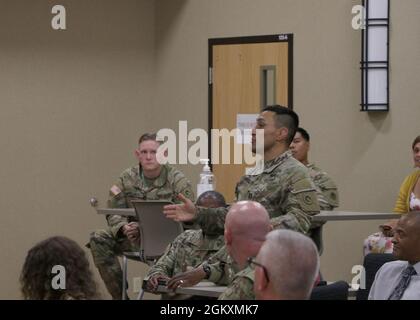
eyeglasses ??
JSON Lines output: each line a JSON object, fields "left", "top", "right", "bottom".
{"left": 247, "top": 257, "right": 269, "bottom": 283}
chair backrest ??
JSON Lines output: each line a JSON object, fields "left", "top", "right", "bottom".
{"left": 310, "top": 281, "right": 349, "bottom": 300}
{"left": 356, "top": 253, "right": 396, "bottom": 300}
{"left": 308, "top": 226, "right": 324, "bottom": 255}
{"left": 132, "top": 200, "right": 183, "bottom": 261}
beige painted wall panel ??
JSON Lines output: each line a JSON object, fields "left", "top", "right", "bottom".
{"left": 0, "top": 0, "right": 156, "bottom": 299}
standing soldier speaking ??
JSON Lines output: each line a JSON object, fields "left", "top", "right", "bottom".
{"left": 164, "top": 106, "right": 321, "bottom": 298}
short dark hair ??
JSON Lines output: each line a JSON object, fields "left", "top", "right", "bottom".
{"left": 138, "top": 133, "right": 158, "bottom": 145}
{"left": 296, "top": 127, "right": 310, "bottom": 142}
{"left": 262, "top": 105, "right": 299, "bottom": 145}
{"left": 412, "top": 135, "right": 420, "bottom": 150}
{"left": 197, "top": 190, "right": 226, "bottom": 207}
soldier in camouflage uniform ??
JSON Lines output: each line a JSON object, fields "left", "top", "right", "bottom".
{"left": 168, "top": 201, "right": 272, "bottom": 300}
{"left": 216, "top": 202, "right": 270, "bottom": 300}
{"left": 165, "top": 106, "right": 320, "bottom": 299}
{"left": 164, "top": 106, "right": 320, "bottom": 235}
{"left": 168, "top": 201, "right": 270, "bottom": 300}
{"left": 290, "top": 127, "right": 339, "bottom": 211}
{"left": 290, "top": 127, "right": 339, "bottom": 252}
{"left": 144, "top": 191, "right": 226, "bottom": 299}
{"left": 219, "top": 266, "right": 255, "bottom": 300}
{"left": 88, "top": 133, "right": 194, "bottom": 299}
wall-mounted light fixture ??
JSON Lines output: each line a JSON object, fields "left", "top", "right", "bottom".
{"left": 360, "top": 0, "right": 390, "bottom": 111}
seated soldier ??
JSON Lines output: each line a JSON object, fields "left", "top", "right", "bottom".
{"left": 88, "top": 133, "right": 194, "bottom": 299}
{"left": 290, "top": 127, "right": 339, "bottom": 211}
{"left": 144, "top": 191, "right": 226, "bottom": 299}
{"left": 290, "top": 127, "right": 339, "bottom": 253}
{"left": 168, "top": 201, "right": 272, "bottom": 300}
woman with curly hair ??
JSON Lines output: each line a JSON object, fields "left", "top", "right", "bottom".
{"left": 20, "top": 236, "right": 99, "bottom": 300}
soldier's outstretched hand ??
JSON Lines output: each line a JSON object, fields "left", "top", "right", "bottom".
{"left": 163, "top": 193, "right": 197, "bottom": 222}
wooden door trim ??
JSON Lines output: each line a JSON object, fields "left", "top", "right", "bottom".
{"left": 208, "top": 34, "right": 294, "bottom": 168}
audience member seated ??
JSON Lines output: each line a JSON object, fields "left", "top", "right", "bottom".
{"left": 394, "top": 135, "right": 420, "bottom": 213}
{"left": 143, "top": 191, "right": 226, "bottom": 299}
{"left": 20, "top": 236, "right": 99, "bottom": 300}
{"left": 167, "top": 201, "right": 272, "bottom": 300}
{"left": 252, "top": 229, "right": 319, "bottom": 300}
{"left": 88, "top": 133, "right": 194, "bottom": 299}
{"left": 217, "top": 201, "right": 272, "bottom": 300}
{"left": 364, "top": 135, "right": 420, "bottom": 256}
{"left": 369, "top": 211, "right": 420, "bottom": 300}
{"left": 290, "top": 127, "right": 339, "bottom": 254}
{"left": 290, "top": 127, "right": 339, "bottom": 211}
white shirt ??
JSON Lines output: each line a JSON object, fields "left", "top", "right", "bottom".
{"left": 369, "top": 260, "right": 420, "bottom": 300}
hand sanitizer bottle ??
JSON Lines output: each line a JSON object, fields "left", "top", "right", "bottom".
{"left": 197, "top": 159, "right": 215, "bottom": 198}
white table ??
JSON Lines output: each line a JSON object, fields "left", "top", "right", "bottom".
{"left": 96, "top": 209, "right": 401, "bottom": 222}
{"left": 156, "top": 282, "right": 226, "bottom": 298}
{"left": 312, "top": 211, "right": 400, "bottom": 222}
{"left": 96, "top": 208, "right": 136, "bottom": 217}
{"left": 155, "top": 282, "right": 358, "bottom": 299}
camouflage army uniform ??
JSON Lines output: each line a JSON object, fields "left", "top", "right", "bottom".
{"left": 89, "top": 164, "right": 194, "bottom": 299}
{"left": 307, "top": 163, "right": 339, "bottom": 212}
{"left": 218, "top": 266, "right": 254, "bottom": 300}
{"left": 306, "top": 163, "right": 339, "bottom": 254}
{"left": 144, "top": 229, "right": 225, "bottom": 299}
{"left": 202, "top": 247, "right": 254, "bottom": 300}
{"left": 192, "top": 151, "right": 319, "bottom": 299}
{"left": 205, "top": 246, "right": 240, "bottom": 286}
{"left": 196, "top": 151, "right": 320, "bottom": 236}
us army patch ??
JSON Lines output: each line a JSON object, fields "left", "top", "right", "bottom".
{"left": 110, "top": 185, "right": 122, "bottom": 196}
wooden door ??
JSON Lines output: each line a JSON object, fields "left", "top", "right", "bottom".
{"left": 209, "top": 35, "right": 293, "bottom": 202}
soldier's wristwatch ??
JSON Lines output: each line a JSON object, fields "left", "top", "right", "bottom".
{"left": 202, "top": 263, "right": 211, "bottom": 279}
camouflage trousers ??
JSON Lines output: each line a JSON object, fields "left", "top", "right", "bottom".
{"left": 89, "top": 229, "right": 139, "bottom": 300}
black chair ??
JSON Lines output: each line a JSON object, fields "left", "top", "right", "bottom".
{"left": 356, "top": 253, "right": 396, "bottom": 300}
{"left": 310, "top": 281, "right": 349, "bottom": 300}
{"left": 309, "top": 226, "right": 324, "bottom": 255}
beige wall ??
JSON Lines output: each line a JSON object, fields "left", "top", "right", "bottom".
{"left": 0, "top": 0, "right": 155, "bottom": 299}
{"left": 1, "top": 0, "right": 420, "bottom": 299}
{"left": 153, "top": 0, "right": 420, "bottom": 283}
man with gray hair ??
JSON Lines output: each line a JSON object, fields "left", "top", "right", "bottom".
{"left": 252, "top": 229, "right": 320, "bottom": 300}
